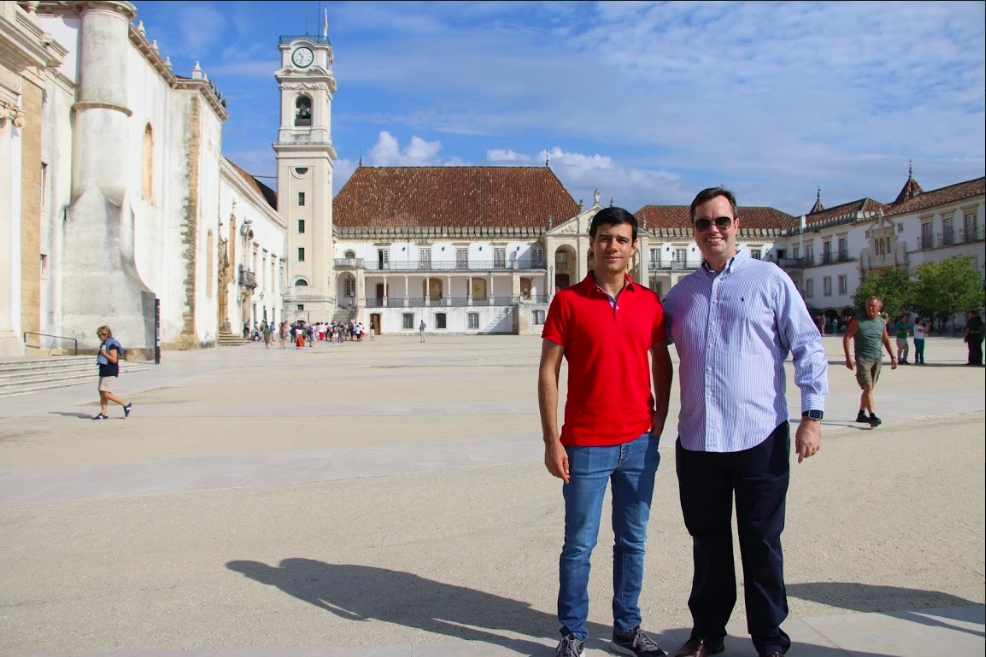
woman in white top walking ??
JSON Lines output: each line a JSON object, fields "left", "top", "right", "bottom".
{"left": 913, "top": 316, "right": 931, "bottom": 364}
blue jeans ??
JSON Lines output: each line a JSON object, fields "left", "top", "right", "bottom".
{"left": 558, "top": 432, "right": 661, "bottom": 640}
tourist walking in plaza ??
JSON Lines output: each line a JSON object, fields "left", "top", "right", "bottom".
{"left": 843, "top": 296, "right": 897, "bottom": 427}
{"left": 964, "top": 309, "right": 984, "bottom": 366}
{"left": 912, "top": 315, "right": 930, "bottom": 364}
{"left": 895, "top": 314, "right": 910, "bottom": 364}
{"left": 538, "top": 207, "right": 673, "bottom": 657}
{"left": 662, "top": 187, "right": 827, "bottom": 657}
{"left": 419, "top": 319, "right": 427, "bottom": 343}
{"left": 92, "top": 325, "right": 132, "bottom": 421}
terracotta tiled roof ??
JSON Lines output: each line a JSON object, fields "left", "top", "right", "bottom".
{"left": 885, "top": 177, "right": 985, "bottom": 216}
{"left": 224, "top": 158, "right": 277, "bottom": 210}
{"left": 635, "top": 205, "right": 797, "bottom": 233}
{"left": 893, "top": 175, "right": 925, "bottom": 205}
{"left": 804, "top": 198, "right": 887, "bottom": 226}
{"left": 333, "top": 166, "right": 579, "bottom": 231}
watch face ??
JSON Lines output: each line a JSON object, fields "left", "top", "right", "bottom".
{"left": 291, "top": 47, "right": 314, "bottom": 68}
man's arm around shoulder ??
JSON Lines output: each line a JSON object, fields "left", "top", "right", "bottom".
{"left": 538, "top": 339, "right": 570, "bottom": 483}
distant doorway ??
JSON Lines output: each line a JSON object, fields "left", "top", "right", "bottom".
{"left": 370, "top": 313, "right": 381, "bottom": 335}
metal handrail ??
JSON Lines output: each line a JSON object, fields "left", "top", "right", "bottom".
{"left": 23, "top": 332, "right": 79, "bottom": 356}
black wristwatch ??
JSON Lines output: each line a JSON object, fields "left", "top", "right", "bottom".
{"left": 802, "top": 410, "right": 824, "bottom": 421}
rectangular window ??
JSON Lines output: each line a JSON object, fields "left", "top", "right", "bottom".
{"left": 921, "top": 222, "right": 933, "bottom": 249}
{"left": 533, "top": 309, "right": 545, "bottom": 325}
{"left": 468, "top": 313, "right": 479, "bottom": 329}
{"left": 806, "top": 244, "right": 814, "bottom": 263}
{"left": 298, "top": 247, "right": 305, "bottom": 262}
{"left": 838, "top": 275, "right": 848, "bottom": 295}
{"left": 435, "top": 313, "right": 447, "bottom": 329}
{"left": 751, "top": 249, "right": 762, "bottom": 260}
{"left": 838, "top": 237, "right": 848, "bottom": 258}
{"left": 378, "top": 249, "right": 389, "bottom": 268}
{"left": 964, "top": 212, "right": 978, "bottom": 242}
{"left": 298, "top": 192, "right": 305, "bottom": 206}
{"left": 650, "top": 248, "right": 660, "bottom": 267}
{"left": 40, "top": 162, "right": 48, "bottom": 207}
{"left": 805, "top": 279, "right": 814, "bottom": 297}
{"left": 403, "top": 313, "right": 414, "bottom": 329}
{"left": 532, "top": 247, "right": 544, "bottom": 264}
{"left": 793, "top": 246, "right": 800, "bottom": 259}
{"left": 823, "top": 276, "right": 832, "bottom": 296}
{"left": 298, "top": 220, "right": 305, "bottom": 234}
{"left": 674, "top": 248, "right": 687, "bottom": 262}
{"left": 943, "top": 218, "right": 954, "bottom": 246}
{"left": 344, "top": 278, "right": 355, "bottom": 297}
{"left": 456, "top": 248, "right": 468, "bottom": 267}
{"left": 419, "top": 248, "right": 431, "bottom": 267}
{"left": 297, "top": 304, "right": 305, "bottom": 311}
{"left": 494, "top": 247, "right": 506, "bottom": 268}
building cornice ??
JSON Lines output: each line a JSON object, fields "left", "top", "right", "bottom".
{"left": 220, "top": 159, "right": 285, "bottom": 230}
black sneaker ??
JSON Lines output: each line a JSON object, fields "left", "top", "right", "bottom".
{"left": 556, "top": 634, "right": 584, "bottom": 657}
{"left": 855, "top": 410, "right": 869, "bottom": 423}
{"left": 869, "top": 414, "right": 882, "bottom": 427}
{"left": 92, "top": 413, "right": 108, "bottom": 420}
{"left": 611, "top": 625, "right": 668, "bottom": 657}
{"left": 124, "top": 403, "right": 132, "bottom": 418}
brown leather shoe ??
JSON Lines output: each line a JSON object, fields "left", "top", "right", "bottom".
{"left": 673, "top": 637, "right": 725, "bottom": 657}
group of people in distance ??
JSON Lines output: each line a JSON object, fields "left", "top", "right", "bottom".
{"left": 539, "top": 187, "right": 827, "bottom": 657}
{"left": 252, "top": 320, "right": 370, "bottom": 349}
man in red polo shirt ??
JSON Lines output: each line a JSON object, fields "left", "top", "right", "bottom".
{"left": 539, "top": 207, "right": 674, "bottom": 657}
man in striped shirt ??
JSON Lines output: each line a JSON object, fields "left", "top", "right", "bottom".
{"left": 663, "top": 188, "right": 828, "bottom": 657}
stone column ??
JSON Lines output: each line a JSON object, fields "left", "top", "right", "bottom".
{"left": 62, "top": 1, "right": 156, "bottom": 358}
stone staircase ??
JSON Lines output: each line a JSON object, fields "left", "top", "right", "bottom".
{"left": 0, "top": 356, "right": 152, "bottom": 398}
{"left": 217, "top": 330, "right": 251, "bottom": 346}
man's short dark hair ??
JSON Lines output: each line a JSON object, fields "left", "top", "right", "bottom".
{"left": 589, "top": 207, "right": 638, "bottom": 241}
{"left": 689, "top": 187, "right": 738, "bottom": 222}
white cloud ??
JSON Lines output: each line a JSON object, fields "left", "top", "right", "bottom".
{"left": 487, "top": 149, "right": 531, "bottom": 163}
{"left": 367, "top": 131, "right": 443, "bottom": 166}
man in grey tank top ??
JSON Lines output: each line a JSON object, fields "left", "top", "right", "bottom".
{"left": 842, "top": 296, "right": 897, "bottom": 427}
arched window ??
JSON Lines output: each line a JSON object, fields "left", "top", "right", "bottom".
{"left": 294, "top": 278, "right": 309, "bottom": 287}
{"left": 344, "top": 250, "right": 356, "bottom": 259}
{"left": 142, "top": 123, "right": 153, "bottom": 198}
{"left": 295, "top": 95, "right": 312, "bottom": 126}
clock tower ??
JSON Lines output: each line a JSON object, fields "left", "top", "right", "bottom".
{"left": 274, "top": 35, "right": 337, "bottom": 322}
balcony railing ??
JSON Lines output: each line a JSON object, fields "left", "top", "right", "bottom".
{"left": 917, "top": 226, "right": 985, "bottom": 250}
{"left": 648, "top": 259, "right": 701, "bottom": 271}
{"left": 358, "top": 296, "right": 536, "bottom": 308}
{"left": 239, "top": 270, "right": 257, "bottom": 288}
{"left": 777, "top": 257, "right": 806, "bottom": 269}
{"left": 363, "top": 259, "right": 546, "bottom": 272}
{"left": 334, "top": 258, "right": 364, "bottom": 269}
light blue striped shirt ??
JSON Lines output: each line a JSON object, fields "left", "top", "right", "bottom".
{"left": 663, "top": 249, "right": 828, "bottom": 452}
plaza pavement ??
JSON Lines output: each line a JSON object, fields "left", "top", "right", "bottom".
{"left": 0, "top": 333, "right": 983, "bottom": 657}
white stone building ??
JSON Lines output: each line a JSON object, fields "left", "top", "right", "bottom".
{"left": 1, "top": 1, "right": 284, "bottom": 358}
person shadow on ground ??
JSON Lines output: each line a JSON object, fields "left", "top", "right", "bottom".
{"left": 788, "top": 582, "right": 985, "bottom": 640}
{"left": 226, "top": 558, "right": 612, "bottom": 655}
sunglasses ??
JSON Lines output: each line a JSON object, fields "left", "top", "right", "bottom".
{"left": 693, "top": 216, "right": 734, "bottom": 231}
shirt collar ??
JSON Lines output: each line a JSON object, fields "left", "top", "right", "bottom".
{"left": 701, "top": 248, "right": 750, "bottom": 277}
{"left": 580, "top": 270, "right": 637, "bottom": 296}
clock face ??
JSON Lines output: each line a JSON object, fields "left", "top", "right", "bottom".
{"left": 291, "top": 47, "right": 314, "bottom": 68}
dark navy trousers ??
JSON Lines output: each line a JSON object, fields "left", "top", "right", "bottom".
{"left": 675, "top": 422, "right": 791, "bottom": 655}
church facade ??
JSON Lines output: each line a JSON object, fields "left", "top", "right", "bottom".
{"left": 2, "top": 1, "right": 983, "bottom": 358}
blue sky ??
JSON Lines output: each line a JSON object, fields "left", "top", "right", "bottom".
{"left": 129, "top": 1, "right": 985, "bottom": 216}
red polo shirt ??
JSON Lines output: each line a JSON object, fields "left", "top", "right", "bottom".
{"left": 542, "top": 272, "right": 665, "bottom": 447}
